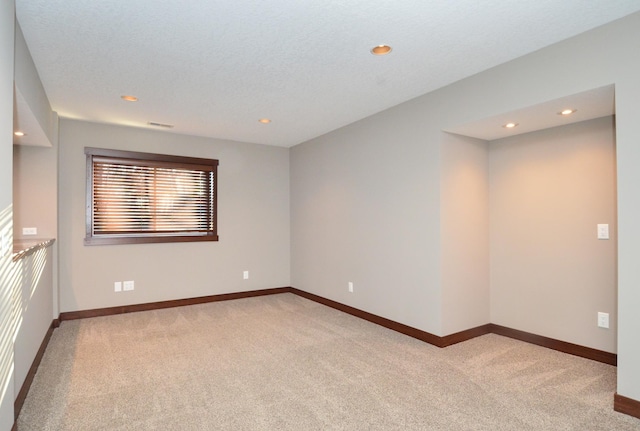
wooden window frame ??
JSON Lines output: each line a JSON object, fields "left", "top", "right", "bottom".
{"left": 85, "top": 147, "right": 218, "bottom": 245}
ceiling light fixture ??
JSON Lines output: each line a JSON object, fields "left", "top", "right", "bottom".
{"left": 503, "top": 122, "right": 519, "bottom": 129}
{"left": 14, "top": 131, "right": 25, "bottom": 136}
{"left": 558, "top": 108, "right": 577, "bottom": 116}
{"left": 121, "top": 95, "right": 138, "bottom": 102}
{"left": 371, "top": 45, "right": 392, "bottom": 55}
{"left": 258, "top": 118, "right": 271, "bottom": 124}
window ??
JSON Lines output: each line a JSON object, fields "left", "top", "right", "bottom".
{"left": 85, "top": 147, "right": 218, "bottom": 245}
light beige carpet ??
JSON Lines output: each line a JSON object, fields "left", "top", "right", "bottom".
{"left": 18, "top": 293, "right": 640, "bottom": 430}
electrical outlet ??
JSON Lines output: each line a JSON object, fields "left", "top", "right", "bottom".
{"left": 348, "top": 282, "right": 354, "bottom": 293}
{"left": 597, "top": 312, "right": 609, "bottom": 329}
{"left": 243, "top": 270, "right": 249, "bottom": 280}
{"left": 123, "top": 280, "right": 135, "bottom": 291}
{"left": 22, "top": 227, "right": 37, "bottom": 236}
{"left": 114, "top": 281, "right": 122, "bottom": 292}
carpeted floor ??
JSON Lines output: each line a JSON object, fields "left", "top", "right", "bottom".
{"left": 17, "top": 293, "right": 640, "bottom": 430}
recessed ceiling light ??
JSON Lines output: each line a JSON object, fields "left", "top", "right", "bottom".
{"left": 258, "top": 118, "right": 271, "bottom": 124}
{"left": 14, "top": 131, "right": 25, "bottom": 136}
{"left": 558, "top": 108, "right": 577, "bottom": 116}
{"left": 503, "top": 122, "right": 519, "bottom": 129}
{"left": 371, "top": 45, "right": 392, "bottom": 55}
{"left": 121, "top": 95, "right": 138, "bottom": 102}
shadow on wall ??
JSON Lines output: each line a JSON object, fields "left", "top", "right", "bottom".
{"left": 0, "top": 204, "right": 15, "bottom": 409}
{"left": 0, "top": 203, "right": 54, "bottom": 417}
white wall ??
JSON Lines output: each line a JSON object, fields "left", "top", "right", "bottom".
{"left": 490, "top": 116, "right": 617, "bottom": 353}
{"left": 440, "top": 133, "right": 490, "bottom": 335}
{"left": 0, "top": 0, "right": 15, "bottom": 428}
{"left": 58, "top": 119, "right": 290, "bottom": 312}
{"left": 291, "top": 12, "right": 640, "bottom": 402}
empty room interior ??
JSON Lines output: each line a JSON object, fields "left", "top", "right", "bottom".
{"left": 3, "top": 1, "right": 640, "bottom": 429}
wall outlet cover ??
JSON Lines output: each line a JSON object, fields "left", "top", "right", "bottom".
{"left": 22, "top": 227, "right": 37, "bottom": 235}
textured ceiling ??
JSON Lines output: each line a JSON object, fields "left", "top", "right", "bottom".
{"left": 15, "top": 1, "right": 640, "bottom": 147}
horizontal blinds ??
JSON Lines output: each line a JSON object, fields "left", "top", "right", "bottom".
{"left": 91, "top": 157, "right": 214, "bottom": 236}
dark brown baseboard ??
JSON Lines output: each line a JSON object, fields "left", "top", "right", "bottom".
{"left": 290, "top": 290, "right": 617, "bottom": 365}
{"left": 57, "top": 287, "right": 617, "bottom": 366}
{"left": 14, "top": 320, "right": 57, "bottom": 421}
{"left": 59, "top": 287, "right": 292, "bottom": 321}
{"left": 489, "top": 324, "right": 617, "bottom": 366}
{"left": 441, "top": 324, "right": 493, "bottom": 347}
{"left": 291, "top": 288, "right": 445, "bottom": 346}
{"left": 614, "top": 393, "right": 640, "bottom": 420}
{"left": 290, "top": 288, "right": 491, "bottom": 348}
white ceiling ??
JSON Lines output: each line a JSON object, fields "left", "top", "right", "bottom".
{"left": 15, "top": 1, "right": 640, "bottom": 147}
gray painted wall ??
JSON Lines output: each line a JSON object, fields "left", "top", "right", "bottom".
{"left": 13, "top": 247, "right": 54, "bottom": 400}
{"left": 13, "top": 135, "right": 58, "bottom": 241}
{"left": 14, "top": 22, "right": 54, "bottom": 145}
{"left": 11, "top": 17, "right": 59, "bottom": 427}
{"left": 0, "top": 0, "right": 14, "bottom": 428}
{"left": 440, "top": 133, "right": 490, "bottom": 336}
{"left": 614, "top": 65, "right": 640, "bottom": 402}
{"left": 290, "top": 104, "right": 440, "bottom": 332}
{"left": 58, "top": 119, "right": 290, "bottom": 312}
{"left": 12, "top": 114, "right": 59, "bottom": 321}
{"left": 291, "top": 12, "right": 640, "bottom": 402}
{"left": 13, "top": 18, "right": 58, "bottom": 247}
{"left": 490, "top": 116, "right": 617, "bottom": 353}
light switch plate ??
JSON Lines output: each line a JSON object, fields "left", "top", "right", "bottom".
{"left": 123, "top": 280, "right": 134, "bottom": 291}
{"left": 598, "top": 312, "right": 610, "bottom": 328}
{"left": 597, "top": 224, "right": 609, "bottom": 240}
